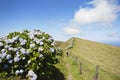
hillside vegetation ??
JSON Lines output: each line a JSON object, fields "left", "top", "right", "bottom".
{"left": 55, "top": 37, "right": 120, "bottom": 80}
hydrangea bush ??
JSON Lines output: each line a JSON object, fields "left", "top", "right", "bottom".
{"left": 0, "top": 30, "right": 62, "bottom": 80}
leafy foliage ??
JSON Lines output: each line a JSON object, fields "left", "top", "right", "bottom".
{"left": 0, "top": 30, "right": 62, "bottom": 80}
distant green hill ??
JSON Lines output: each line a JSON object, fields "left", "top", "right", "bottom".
{"left": 55, "top": 37, "right": 120, "bottom": 80}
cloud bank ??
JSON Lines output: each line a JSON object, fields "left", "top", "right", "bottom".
{"left": 63, "top": 27, "right": 80, "bottom": 35}
{"left": 64, "top": 0, "right": 120, "bottom": 35}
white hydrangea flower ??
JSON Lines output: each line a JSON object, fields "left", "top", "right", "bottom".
{"left": 28, "top": 60, "right": 31, "bottom": 64}
{"left": 34, "top": 38, "right": 40, "bottom": 44}
{"left": 27, "top": 70, "right": 37, "bottom": 80}
{"left": 20, "top": 39, "right": 27, "bottom": 45}
{"left": 17, "top": 54, "right": 20, "bottom": 57}
{"left": 30, "top": 44, "right": 35, "bottom": 48}
{"left": 50, "top": 48, "right": 55, "bottom": 53}
{"left": 27, "top": 70, "right": 34, "bottom": 76}
{"left": 20, "top": 41, "right": 25, "bottom": 45}
{"left": 14, "top": 48, "right": 18, "bottom": 52}
{"left": 14, "top": 56, "right": 20, "bottom": 62}
{"left": 36, "top": 40, "right": 40, "bottom": 44}
{"left": 39, "top": 54, "right": 43, "bottom": 58}
{"left": 33, "top": 31, "right": 38, "bottom": 35}
{"left": 8, "top": 59, "right": 13, "bottom": 63}
{"left": 1, "top": 52, "right": 7, "bottom": 58}
{"left": 39, "top": 41, "right": 44, "bottom": 45}
{"left": 33, "top": 38, "right": 37, "bottom": 42}
{"left": 48, "top": 37, "right": 53, "bottom": 41}
{"left": 16, "top": 52, "right": 20, "bottom": 57}
{"left": 34, "top": 30, "right": 42, "bottom": 35}
{"left": 26, "top": 49, "right": 30, "bottom": 54}
{"left": 42, "top": 37, "right": 45, "bottom": 39}
{"left": 15, "top": 70, "right": 20, "bottom": 75}
{"left": 5, "top": 45, "right": 10, "bottom": 49}
{"left": 51, "top": 42, "right": 56, "bottom": 46}
{"left": 1, "top": 49, "right": 6, "bottom": 53}
{"left": 12, "top": 36, "right": 19, "bottom": 41}
{"left": 6, "top": 54, "right": 11, "bottom": 59}
{"left": 8, "top": 39, "right": 14, "bottom": 44}
{"left": 19, "top": 38, "right": 23, "bottom": 42}
{"left": 30, "top": 41, "right": 33, "bottom": 43}
{"left": 22, "top": 57, "right": 25, "bottom": 60}
{"left": 0, "top": 42, "right": 3, "bottom": 46}
{"left": 29, "top": 34, "right": 34, "bottom": 39}
{"left": 16, "top": 51, "right": 19, "bottom": 55}
{"left": 4, "top": 39, "right": 9, "bottom": 44}
{"left": 33, "top": 30, "right": 42, "bottom": 35}
{"left": 31, "top": 73, "right": 37, "bottom": 80}
{"left": 20, "top": 48, "right": 26, "bottom": 54}
{"left": 38, "top": 47, "right": 43, "bottom": 52}
{"left": 8, "top": 47, "right": 14, "bottom": 51}
{"left": 20, "top": 69, "right": 24, "bottom": 73}
{"left": 37, "top": 31, "right": 42, "bottom": 35}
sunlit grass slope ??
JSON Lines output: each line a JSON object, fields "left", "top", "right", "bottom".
{"left": 55, "top": 37, "right": 120, "bottom": 80}
{"left": 55, "top": 41, "right": 64, "bottom": 47}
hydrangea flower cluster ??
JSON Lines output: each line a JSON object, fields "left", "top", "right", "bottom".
{"left": 27, "top": 70, "right": 37, "bottom": 80}
{"left": 0, "top": 30, "right": 62, "bottom": 80}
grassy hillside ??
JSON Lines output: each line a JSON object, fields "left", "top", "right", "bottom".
{"left": 55, "top": 37, "right": 120, "bottom": 80}
{"left": 55, "top": 41, "right": 64, "bottom": 47}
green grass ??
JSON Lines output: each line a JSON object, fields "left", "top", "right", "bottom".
{"left": 55, "top": 41, "right": 64, "bottom": 47}
{"left": 55, "top": 37, "right": 120, "bottom": 80}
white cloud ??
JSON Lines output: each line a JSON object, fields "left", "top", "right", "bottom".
{"left": 74, "top": 0, "right": 120, "bottom": 25}
{"left": 63, "top": 0, "right": 120, "bottom": 35}
{"left": 63, "top": 27, "right": 80, "bottom": 35}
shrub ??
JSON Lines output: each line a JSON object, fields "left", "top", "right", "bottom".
{"left": 0, "top": 30, "right": 62, "bottom": 80}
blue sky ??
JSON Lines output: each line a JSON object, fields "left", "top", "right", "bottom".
{"left": 0, "top": 0, "right": 120, "bottom": 44}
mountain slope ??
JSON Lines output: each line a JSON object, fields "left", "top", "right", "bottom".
{"left": 55, "top": 41, "right": 64, "bottom": 47}
{"left": 56, "top": 37, "right": 120, "bottom": 80}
